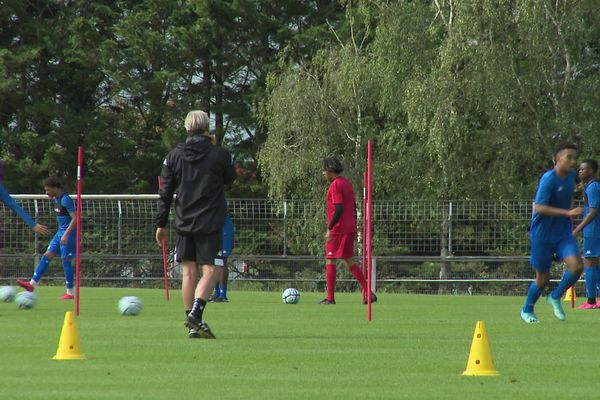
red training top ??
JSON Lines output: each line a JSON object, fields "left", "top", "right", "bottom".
{"left": 326, "top": 176, "right": 357, "bottom": 234}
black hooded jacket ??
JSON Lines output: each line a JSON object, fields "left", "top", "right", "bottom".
{"left": 156, "top": 135, "right": 236, "bottom": 234}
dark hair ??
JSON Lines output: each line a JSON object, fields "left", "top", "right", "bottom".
{"left": 582, "top": 159, "right": 599, "bottom": 174}
{"left": 323, "top": 156, "right": 343, "bottom": 174}
{"left": 553, "top": 141, "right": 578, "bottom": 160}
{"left": 43, "top": 176, "right": 61, "bottom": 188}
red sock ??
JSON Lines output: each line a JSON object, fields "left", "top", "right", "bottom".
{"left": 326, "top": 264, "right": 336, "bottom": 301}
{"left": 350, "top": 264, "right": 367, "bottom": 291}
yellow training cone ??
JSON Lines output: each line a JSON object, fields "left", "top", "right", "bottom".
{"left": 462, "top": 320, "right": 498, "bottom": 376}
{"left": 53, "top": 311, "right": 85, "bottom": 360}
{"left": 563, "top": 286, "right": 576, "bottom": 302}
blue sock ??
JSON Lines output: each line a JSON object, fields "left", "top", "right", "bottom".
{"left": 523, "top": 281, "right": 543, "bottom": 313}
{"left": 219, "top": 285, "right": 227, "bottom": 299}
{"left": 32, "top": 256, "right": 51, "bottom": 282}
{"left": 585, "top": 267, "right": 597, "bottom": 299}
{"left": 551, "top": 270, "right": 580, "bottom": 300}
{"left": 62, "top": 260, "right": 74, "bottom": 289}
{"left": 213, "top": 286, "right": 221, "bottom": 298}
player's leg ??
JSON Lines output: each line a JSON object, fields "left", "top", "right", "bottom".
{"left": 341, "top": 256, "right": 376, "bottom": 304}
{"left": 320, "top": 261, "right": 337, "bottom": 304}
{"left": 579, "top": 256, "right": 598, "bottom": 309}
{"left": 320, "top": 234, "right": 339, "bottom": 304}
{"left": 59, "top": 231, "right": 77, "bottom": 299}
{"left": 184, "top": 231, "right": 221, "bottom": 338}
{"left": 580, "top": 236, "right": 600, "bottom": 308}
{"left": 521, "top": 238, "right": 552, "bottom": 323}
{"left": 17, "top": 233, "right": 59, "bottom": 291}
{"left": 176, "top": 233, "right": 199, "bottom": 337}
{"left": 547, "top": 237, "right": 582, "bottom": 320}
{"left": 218, "top": 257, "right": 229, "bottom": 301}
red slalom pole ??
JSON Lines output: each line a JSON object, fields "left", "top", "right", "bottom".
{"left": 367, "top": 140, "right": 373, "bottom": 321}
{"left": 362, "top": 172, "right": 368, "bottom": 300}
{"left": 157, "top": 176, "right": 170, "bottom": 301}
{"left": 75, "top": 147, "right": 83, "bottom": 316}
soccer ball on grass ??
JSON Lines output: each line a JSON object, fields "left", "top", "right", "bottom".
{"left": 0, "top": 286, "right": 16, "bottom": 302}
{"left": 282, "top": 288, "right": 300, "bottom": 304}
{"left": 118, "top": 296, "right": 143, "bottom": 316}
{"left": 15, "top": 291, "right": 37, "bottom": 309}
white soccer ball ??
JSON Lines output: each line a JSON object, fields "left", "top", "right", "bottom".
{"left": 0, "top": 286, "right": 16, "bottom": 302}
{"left": 15, "top": 291, "right": 37, "bottom": 309}
{"left": 118, "top": 296, "right": 143, "bottom": 316}
{"left": 282, "top": 288, "right": 300, "bottom": 304}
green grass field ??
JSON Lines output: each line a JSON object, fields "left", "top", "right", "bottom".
{"left": 1, "top": 287, "right": 598, "bottom": 400}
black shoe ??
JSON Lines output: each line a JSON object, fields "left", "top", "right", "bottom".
{"left": 184, "top": 315, "right": 216, "bottom": 339}
{"left": 220, "top": 297, "right": 229, "bottom": 303}
{"left": 362, "top": 292, "right": 378, "bottom": 305}
{"left": 188, "top": 328, "right": 201, "bottom": 339}
{"left": 212, "top": 297, "right": 223, "bottom": 303}
{"left": 208, "top": 295, "right": 215, "bottom": 303}
{"left": 318, "top": 298, "right": 336, "bottom": 304}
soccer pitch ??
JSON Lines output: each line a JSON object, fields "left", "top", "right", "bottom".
{"left": 1, "top": 287, "right": 598, "bottom": 400}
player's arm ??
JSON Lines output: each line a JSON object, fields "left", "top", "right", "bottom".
{"left": 573, "top": 184, "right": 600, "bottom": 235}
{"left": 534, "top": 204, "right": 582, "bottom": 217}
{"left": 155, "top": 156, "right": 175, "bottom": 246}
{"left": 573, "top": 208, "right": 597, "bottom": 235}
{"left": 328, "top": 204, "right": 344, "bottom": 230}
{"left": 0, "top": 184, "right": 50, "bottom": 235}
{"left": 62, "top": 210, "right": 78, "bottom": 243}
{"left": 61, "top": 195, "right": 78, "bottom": 244}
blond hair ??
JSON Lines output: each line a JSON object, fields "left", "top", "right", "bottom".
{"left": 184, "top": 110, "right": 209, "bottom": 135}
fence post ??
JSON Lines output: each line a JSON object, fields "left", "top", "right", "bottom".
{"left": 117, "top": 200, "right": 122, "bottom": 255}
{"left": 283, "top": 200, "right": 288, "bottom": 256}
{"left": 371, "top": 256, "right": 377, "bottom": 293}
{"left": 448, "top": 201, "right": 453, "bottom": 255}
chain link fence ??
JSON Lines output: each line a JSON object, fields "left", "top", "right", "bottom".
{"left": 0, "top": 195, "right": 576, "bottom": 294}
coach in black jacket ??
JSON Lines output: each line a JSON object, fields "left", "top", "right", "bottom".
{"left": 155, "top": 110, "right": 236, "bottom": 339}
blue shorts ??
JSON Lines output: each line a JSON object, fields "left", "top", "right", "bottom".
{"left": 583, "top": 236, "right": 600, "bottom": 258}
{"left": 47, "top": 231, "right": 77, "bottom": 259}
{"left": 530, "top": 235, "right": 580, "bottom": 271}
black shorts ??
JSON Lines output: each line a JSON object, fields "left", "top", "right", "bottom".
{"left": 175, "top": 231, "right": 222, "bottom": 265}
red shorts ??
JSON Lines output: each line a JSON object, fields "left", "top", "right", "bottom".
{"left": 326, "top": 232, "right": 356, "bottom": 259}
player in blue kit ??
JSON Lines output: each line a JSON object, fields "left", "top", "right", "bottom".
{"left": 521, "top": 141, "right": 583, "bottom": 323}
{"left": 572, "top": 159, "right": 600, "bottom": 309}
{"left": 17, "top": 177, "right": 78, "bottom": 300}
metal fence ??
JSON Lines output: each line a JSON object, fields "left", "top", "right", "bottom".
{"left": 0, "top": 196, "right": 567, "bottom": 294}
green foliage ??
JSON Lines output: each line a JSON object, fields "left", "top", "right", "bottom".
{"left": 261, "top": 1, "right": 600, "bottom": 201}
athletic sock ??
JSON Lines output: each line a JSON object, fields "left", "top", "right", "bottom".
{"left": 349, "top": 264, "right": 367, "bottom": 291}
{"left": 66, "top": 288, "right": 73, "bottom": 296}
{"left": 585, "top": 267, "right": 597, "bottom": 303}
{"left": 32, "top": 256, "right": 51, "bottom": 283}
{"left": 62, "top": 259, "right": 74, "bottom": 290}
{"left": 326, "top": 263, "right": 336, "bottom": 301}
{"left": 219, "top": 285, "right": 228, "bottom": 299}
{"left": 213, "top": 286, "right": 221, "bottom": 298}
{"left": 189, "top": 298, "right": 207, "bottom": 321}
{"left": 551, "top": 270, "right": 580, "bottom": 300}
{"left": 523, "top": 281, "right": 543, "bottom": 313}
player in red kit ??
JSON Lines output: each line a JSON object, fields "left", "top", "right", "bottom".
{"left": 320, "top": 156, "right": 377, "bottom": 305}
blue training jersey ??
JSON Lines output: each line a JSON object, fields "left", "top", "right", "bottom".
{"left": 583, "top": 180, "right": 600, "bottom": 238}
{"left": 221, "top": 214, "right": 234, "bottom": 256}
{"left": 55, "top": 192, "right": 76, "bottom": 231}
{"left": 530, "top": 169, "right": 576, "bottom": 242}
{"left": 0, "top": 184, "right": 36, "bottom": 228}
